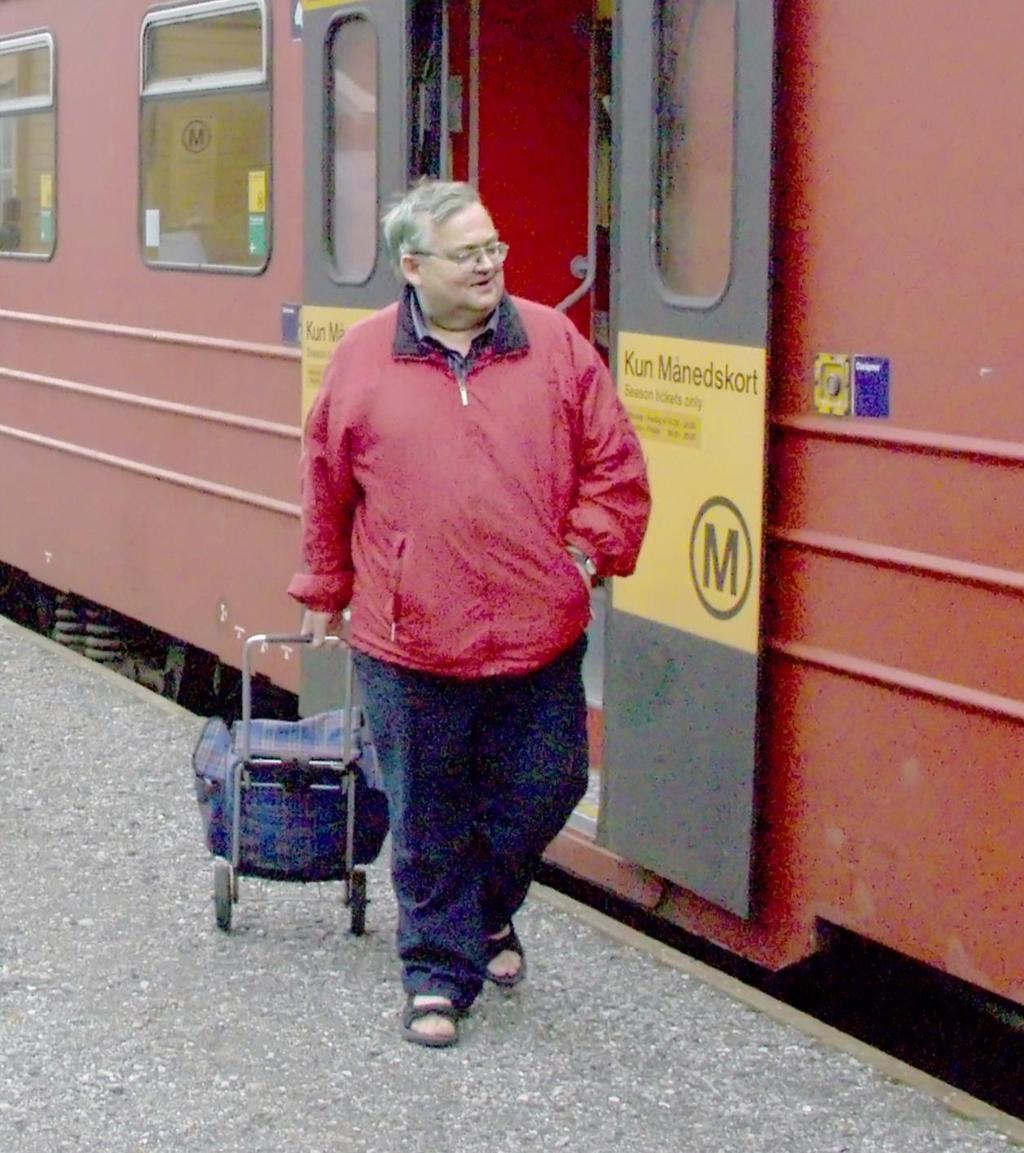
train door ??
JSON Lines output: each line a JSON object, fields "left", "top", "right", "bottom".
{"left": 432, "top": 0, "right": 607, "bottom": 826}
{"left": 297, "top": 0, "right": 604, "bottom": 711}
{"left": 448, "top": 0, "right": 607, "bottom": 819}
{"left": 300, "top": 0, "right": 439, "bottom": 417}
{"left": 601, "top": 2, "right": 776, "bottom": 917}
{"left": 298, "top": 0, "right": 445, "bottom": 708}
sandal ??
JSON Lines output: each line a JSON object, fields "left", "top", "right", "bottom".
{"left": 483, "top": 924, "right": 527, "bottom": 987}
{"left": 402, "top": 995, "right": 461, "bottom": 1048}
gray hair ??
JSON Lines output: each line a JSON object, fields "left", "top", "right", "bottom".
{"left": 381, "top": 180, "right": 482, "bottom": 266}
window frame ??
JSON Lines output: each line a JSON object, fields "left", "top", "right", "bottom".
{"left": 325, "top": 11, "right": 381, "bottom": 286}
{"left": 0, "top": 31, "right": 55, "bottom": 111}
{"left": 138, "top": 0, "right": 271, "bottom": 275}
{"left": 0, "top": 29, "right": 57, "bottom": 262}
{"left": 650, "top": 0, "right": 738, "bottom": 312}
{"left": 140, "top": 0, "right": 269, "bottom": 98}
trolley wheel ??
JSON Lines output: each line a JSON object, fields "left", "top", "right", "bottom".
{"left": 213, "top": 859, "right": 233, "bottom": 932}
{"left": 348, "top": 868, "right": 367, "bottom": 936}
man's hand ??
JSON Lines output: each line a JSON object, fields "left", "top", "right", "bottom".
{"left": 566, "top": 547, "right": 596, "bottom": 621}
{"left": 301, "top": 609, "right": 344, "bottom": 648}
{"left": 566, "top": 546, "right": 597, "bottom": 590}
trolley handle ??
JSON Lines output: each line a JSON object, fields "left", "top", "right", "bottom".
{"left": 239, "top": 624, "right": 355, "bottom": 765}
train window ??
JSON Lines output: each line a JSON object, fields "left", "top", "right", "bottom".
{"left": 654, "top": 0, "right": 736, "bottom": 303}
{"left": 0, "top": 33, "right": 56, "bottom": 260}
{"left": 139, "top": 0, "right": 270, "bottom": 272}
{"left": 327, "top": 17, "right": 378, "bottom": 283}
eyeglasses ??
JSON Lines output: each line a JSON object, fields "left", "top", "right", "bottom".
{"left": 410, "top": 240, "right": 510, "bottom": 268}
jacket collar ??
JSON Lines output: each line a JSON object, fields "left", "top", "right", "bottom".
{"left": 393, "top": 284, "right": 529, "bottom": 359}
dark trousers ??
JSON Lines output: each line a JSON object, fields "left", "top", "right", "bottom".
{"left": 353, "top": 636, "right": 590, "bottom": 1009}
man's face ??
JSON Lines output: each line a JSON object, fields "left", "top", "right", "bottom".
{"left": 400, "top": 202, "right": 505, "bottom": 330}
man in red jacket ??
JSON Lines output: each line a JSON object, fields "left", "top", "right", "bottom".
{"left": 289, "top": 181, "right": 650, "bottom": 1047}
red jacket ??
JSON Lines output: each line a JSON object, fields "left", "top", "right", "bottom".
{"left": 288, "top": 290, "right": 650, "bottom": 678}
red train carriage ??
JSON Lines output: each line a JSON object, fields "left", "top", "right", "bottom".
{"left": 0, "top": 0, "right": 305, "bottom": 694}
{"left": 0, "top": 0, "right": 1021, "bottom": 1010}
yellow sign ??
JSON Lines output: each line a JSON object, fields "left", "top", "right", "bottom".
{"left": 301, "top": 304, "right": 375, "bottom": 420}
{"left": 248, "top": 170, "right": 267, "bottom": 214}
{"left": 813, "top": 352, "right": 851, "bottom": 415}
{"left": 39, "top": 173, "right": 53, "bottom": 210}
{"left": 616, "top": 333, "right": 767, "bottom": 655}
{"left": 301, "top": 0, "right": 361, "bottom": 9}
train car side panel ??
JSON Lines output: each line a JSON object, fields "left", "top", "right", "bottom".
{"left": 764, "top": 0, "right": 1024, "bottom": 1002}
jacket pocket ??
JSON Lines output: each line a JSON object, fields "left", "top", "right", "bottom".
{"left": 385, "top": 533, "right": 408, "bottom": 640}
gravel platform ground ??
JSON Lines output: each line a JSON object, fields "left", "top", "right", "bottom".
{"left": 0, "top": 616, "right": 1019, "bottom": 1153}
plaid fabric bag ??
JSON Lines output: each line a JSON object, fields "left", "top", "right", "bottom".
{"left": 192, "top": 711, "right": 389, "bottom": 881}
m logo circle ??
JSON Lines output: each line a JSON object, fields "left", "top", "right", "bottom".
{"left": 689, "top": 496, "right": 754, "bottom": 620}
{"left": 181, "top": 120, "right": 211, "bottom": 154}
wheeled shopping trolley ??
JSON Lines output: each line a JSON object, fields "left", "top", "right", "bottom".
{"left": 192, "top": 633, "right": 389, "bottom": 935}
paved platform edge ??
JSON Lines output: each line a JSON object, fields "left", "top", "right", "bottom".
{"left": 531, "top": 886, "right": 1024, "bottom": 1147}
{"left": 7, "top": 614, "right": 1022, "bottom": 1146}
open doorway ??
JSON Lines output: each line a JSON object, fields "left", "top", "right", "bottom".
{"left": 436, "top": 1, "right": 614, "bottom": 832}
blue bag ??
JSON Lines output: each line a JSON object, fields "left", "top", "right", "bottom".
{"left": 192, "top": 711, "right": 389, "bottom": 882}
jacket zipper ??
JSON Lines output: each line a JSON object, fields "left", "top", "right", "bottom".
{"left": 453, "top": 357, "right": 469, "bottom": 406}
